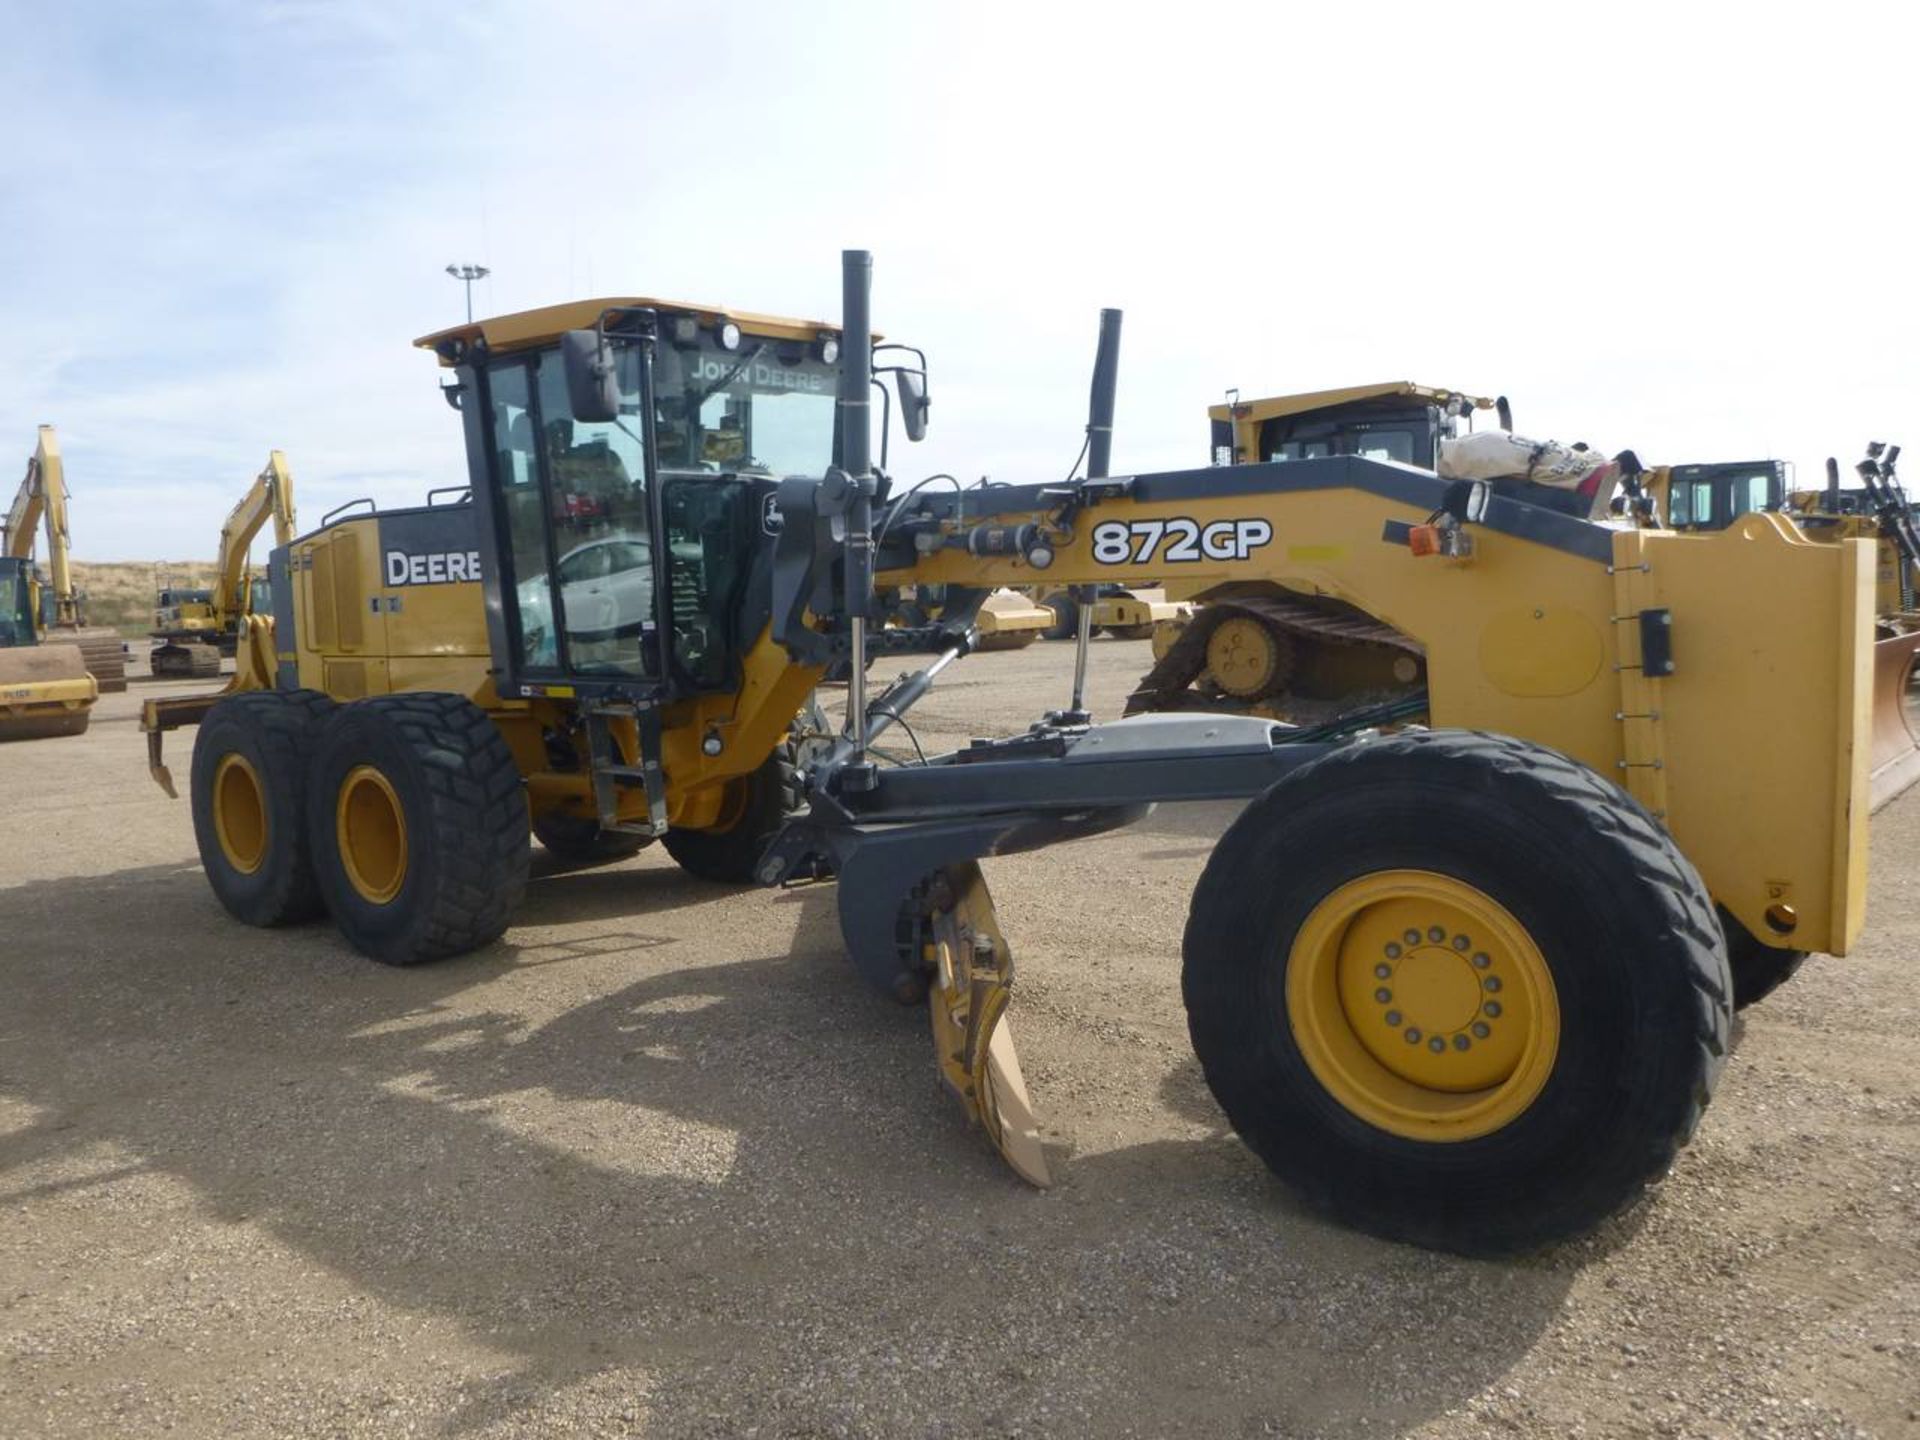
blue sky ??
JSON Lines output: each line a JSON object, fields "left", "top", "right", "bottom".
{"left": 2, "top": 1, "right": 1911, "bottom": 559}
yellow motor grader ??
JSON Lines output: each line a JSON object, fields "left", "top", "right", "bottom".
{"left": 144, "top": 253, "right": 1879, "bottom": 1255}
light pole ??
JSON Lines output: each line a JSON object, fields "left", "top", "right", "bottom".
{"left": 445, "top": 263, "right": 490, "bottom": 323}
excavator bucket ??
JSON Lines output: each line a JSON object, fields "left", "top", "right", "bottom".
{"left": 1868, "top": 628, "right": 1920, "bottom": 810}
{"left": 925, "top": 861, "right": 1051, "bottom": 1185}
{"left": 0, "top": 641, "right": 97, "bottom": 741}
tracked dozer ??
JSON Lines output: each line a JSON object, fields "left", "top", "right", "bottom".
{"left": 143, "top": 253, "right": 1886, "bottom": 1255}
{"left": 0, "top": 556, "right": 96, "bottom": 740}
{"left": 1129, "top": 384, "right": 1499, "bottom": 721}
{"left": 4, "top": 427, "right": 126, "bottom": 693}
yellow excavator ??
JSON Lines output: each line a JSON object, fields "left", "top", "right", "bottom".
{"left": 149, "top": 453, "right": 297, "bottom": 679}
{"left": 143, "top": 253, "right": 1880, "bottom": 1255}
{"left": 4, "top": 426, "right": 127, "bottom": 694}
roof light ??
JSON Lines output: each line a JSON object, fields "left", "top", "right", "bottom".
{"left": 716, "top": 320, "right": 742, "bottom": 351}
{"left": 671, "top": 316, "right": 700, "bottom": 345}
{"left": 816, "top": 334, "right": 841, "bottom": 365}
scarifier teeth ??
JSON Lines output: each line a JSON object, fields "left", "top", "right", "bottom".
{"left": 925, "top": 861, "right": 1051, "bottom": 1186}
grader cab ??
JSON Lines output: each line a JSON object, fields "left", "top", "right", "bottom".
{"left": 144, "top": 252, "right": 1884, "bottom": 1255}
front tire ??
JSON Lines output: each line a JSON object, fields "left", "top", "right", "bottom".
{"left": 189, "top": 689, "right": 336, "bottom": 926}
{"left": 663, "top": 696, "right": 826, "bottom": 884}
{"left": 1183, "top": 730, "right": 1731, "bottom": 1254}
{"left": 306, "top": 693, "right": 528, "bottom": 965}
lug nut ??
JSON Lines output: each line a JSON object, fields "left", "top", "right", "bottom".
{"left": 1428, "top": 1036, "right": 1446, "bottom": 1053}
{"left": 1373, "top": 987, "right": 1392, "bottom": 1004}
{"left": 1471, "top": 1022, "right": 1491, "bottom": 1039}
{"left": 1404, "top": 1027, "right": 1422, "bottom": 1044}
{"left": 1374, "top": 962, "right": 1392, "bottom": 979}
{"left": 1484, "top": 976, "right": 1502, "bottom": 993}
{"left": 1385, "top": 1010, "right": 1402, "bottom": 1026}
{"left": 1471, "top": 952, "right": 1491, "bottom": 969}
{"left": 1453, "top": 1034, "right": 1471, "bottom": 1051}
{"left": 1427, "top": 926, "right": 1445, "bottom": 942}
{"left": 1452, "top": 934, "right": 1470, "bottom": 951}
{"left": 1484, "top": 1001, "right": 1503, "bottom": 1018}
{"left": 1385, "top": 943, "right": 1402, "bottom": 960}
{"left": 1403, "top": 929, "right": 1420, "bottom": 946}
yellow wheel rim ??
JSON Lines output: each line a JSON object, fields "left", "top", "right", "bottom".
{"left": 336, "top": 765, "right": 408, "bottom": 905}
{"left": 1206, "top": 616, "right": 1285, "bottom": 699}
{"left": 213, "top": 753, "right": 268, "bottom": 875}
{"left": 1287, "top": 869, "right": 1559, "bottom": 1142}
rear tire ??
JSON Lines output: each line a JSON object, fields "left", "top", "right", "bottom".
{"left": 190, "top": 689, "right": 336, "bottom": 926}
{"left": 532, "top": 809, "right": 652, "bottom": 866}
{"left": 1183, "top": 730, "right": 1731, "bottom": 1255}
{"left": 1718, "top": 905, "right": 1809, "bottom": 1008}
{"left": 307, "top": 693, "right": 528, "bottom": 965}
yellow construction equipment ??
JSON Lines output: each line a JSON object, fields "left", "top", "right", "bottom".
{"left": 1142, "top": 393, "right": 1920, "bottom": 816}
{"left": 149, "top": 452, "right": 297, "bottom": 679}
{"left": 142, "top": 255, "right": 1883, "bottom": 1255}
{"left": 1131, "top": 384, "right": 1503, "bottom": 725}
{"left": 0, "top": 555, "right": 96, "bottom": 740}
{"left": 883, "top": 585, "right": 1050, "bottom": 649}
{"left": 4, "top": 426, "right": 127, "bottom": 693}
{"left": 1034, "top": 583, "right": 1190, "bottom": 642}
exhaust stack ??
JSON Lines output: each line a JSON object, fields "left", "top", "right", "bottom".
{"left": 837, "top": 250, "right": 878, "bottom": 775}
{"left": 1064, "top": 308, "right": 1123, "bottom": 723}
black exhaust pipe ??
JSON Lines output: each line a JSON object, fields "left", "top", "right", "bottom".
{"left": 838, "top": 250, "right": 874, "bottom": 481}
{"left": 838, "top": 250, "right": 878, "bottom": 779}
{"left": 1085, "top": 308, "right": 1123, "bottom": 480}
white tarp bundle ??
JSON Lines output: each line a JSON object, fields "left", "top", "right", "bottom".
{"left": 1438, "top": 432, "right": 1619, "bottom": 518}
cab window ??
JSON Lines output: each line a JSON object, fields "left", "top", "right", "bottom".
{"left": 487, "top": 341, "right": 657, "bottom": 679}
{"left": 1354, "top": 430, "right": 1415, "bottom": 464}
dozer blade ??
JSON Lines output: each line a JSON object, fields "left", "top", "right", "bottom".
{"left": 925, "top": 861, "right": 1051, "bottom": 1186}
{"left": 0, "top": 642, "right": 97, "bottom": 743}
{"left": 1869, "top": 627, "right": 1920, "bottom": 811}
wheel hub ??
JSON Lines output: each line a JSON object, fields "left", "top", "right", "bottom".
{"left": 1205, "top": 616, "right": 1290, "bottom": 700}
{"left": 213, "top": 753, "right": 267, "bottom": 875}
{"left": 337, "top": 765, "right": 408, "bottom": 905}
{"left": 1287, "top": 870, "right": 1558, "bottom": 1140}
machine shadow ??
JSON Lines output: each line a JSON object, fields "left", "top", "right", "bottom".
{"left": 1, "top": 859, "right": 1580, "bottom": 1438}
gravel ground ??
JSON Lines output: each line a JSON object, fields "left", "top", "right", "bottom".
{"left": 2, "top": 638, "right": 1916, "bottom": 1439}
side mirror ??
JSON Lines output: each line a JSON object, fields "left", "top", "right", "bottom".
{"left": 895, "top": 368, "right": 930, "bottom": 442}
{"left": 560, "top": 329, "right": 620, "bottom": 423}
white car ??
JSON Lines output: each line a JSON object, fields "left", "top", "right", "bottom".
{"left": 517, "top": 537, "right": 653, "bottom": 664}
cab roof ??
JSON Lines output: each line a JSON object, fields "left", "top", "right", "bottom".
{"left": 415, "top": 295, "right": 848, "bottom": 362}
{"left": 1208, "top": 382, "right": 1497, "bottom": 424}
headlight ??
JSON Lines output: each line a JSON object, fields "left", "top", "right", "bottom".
{"left": 715, "top": 321, "right": 742, "bottom": 352}
{"left": 816, "top": 334, "right": 840, "bottom": 365}
{"left": 671, "top": 316, "right": 700, "bottom": 346}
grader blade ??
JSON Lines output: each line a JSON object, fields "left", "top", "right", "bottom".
{"left": 925, "top": 861, "right": 1051, "bottom": 1186}
{"left": 1869, "top": 628, "right": 1920, "bottom": 811}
